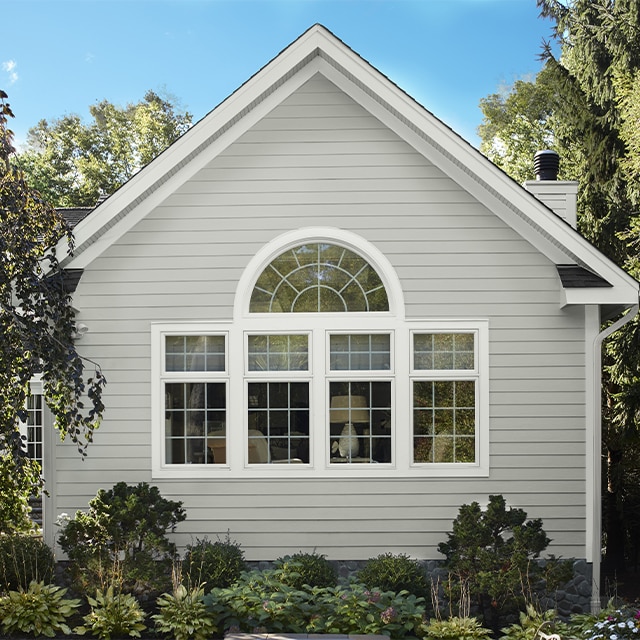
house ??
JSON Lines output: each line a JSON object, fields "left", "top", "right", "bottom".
{"left": 38, "top": 25, "right": 638, "bottom": 611}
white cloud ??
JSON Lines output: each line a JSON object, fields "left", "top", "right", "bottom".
{"left": 2, "top": 59, "right": 18, "bottom": 84}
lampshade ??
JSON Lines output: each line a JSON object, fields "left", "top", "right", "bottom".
{"left": 330, "top": 395, "right": 369, "bottom": 423}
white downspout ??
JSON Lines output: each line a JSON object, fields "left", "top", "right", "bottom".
{"left": 589, "top": 302, "right": 638, "bottom": 612}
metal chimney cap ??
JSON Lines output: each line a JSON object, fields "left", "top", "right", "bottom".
{"left": 534, "top": 150, "right": 560, "bottom": 181}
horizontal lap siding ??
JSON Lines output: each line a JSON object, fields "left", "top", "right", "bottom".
{"left": 56, "top": 74, "right": 586, "bottom": 560}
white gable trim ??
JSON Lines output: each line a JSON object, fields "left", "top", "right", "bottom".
{"left": 59, "top": 24, "right": 639, "bottom": 309}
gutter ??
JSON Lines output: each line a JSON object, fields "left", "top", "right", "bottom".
{"left": 590, "top": 302, "right": 639, "bottom": 612}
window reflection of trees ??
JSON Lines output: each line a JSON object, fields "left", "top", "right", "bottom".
{"left": 250, "top": 243, "right": 389, "bottom": 313}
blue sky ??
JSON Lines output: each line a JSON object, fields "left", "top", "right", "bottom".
{"left": 2, "top": 0, "right": 555, "bottom": 149}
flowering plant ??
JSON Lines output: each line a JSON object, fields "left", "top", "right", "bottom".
{"left": 582, "top": 607, "right": 640, "bottom": 640}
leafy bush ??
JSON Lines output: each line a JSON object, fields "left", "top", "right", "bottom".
{"left": 274, "top": 551, "right": 338, "bottom": 589}
{"left": 500, "top": 604, "right": 568, "bottom": 640}
{"left": 357, "top": 552, "right": 429, "bottom": 598}
{"left": 0, "top": 580, "right": 81, "bottom": 637}
{"left": 75, "top": 586, "right": 147, "bottom": 639}
{"left": 0, "top": 534, "right": 55, "bottom": 591}
{"left": 203, "top": 568, "right": 426, "bottom": 639}
{"left": 58, "top": 481, "right": 186, "bottom": 595}
{"left": 184, "top": 534, "right": 247, "bottom": 590}
{"left": 310, "top": 582, "right": 426, "bottom": 638}
{"left": 153, "top": 583, "right": 216, "bottom": 640}
{"left": 422, "top": 616, "right": 492, "bottom": 640}
{"left": 438, "top": 495, "right": 572, "bottom": 630}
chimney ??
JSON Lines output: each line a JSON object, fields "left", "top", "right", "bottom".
{"left": 524, "top": 150, "right": 578, "bottom": 229}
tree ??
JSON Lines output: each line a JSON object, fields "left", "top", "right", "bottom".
{"left": 0, "top": 90, "right": 106, "bottom": 531}
{"left": 17, "top": 90, "right": 192, "bottom": 207}
{"left": 477, "top": 0, "right": 640, "bottom": 576}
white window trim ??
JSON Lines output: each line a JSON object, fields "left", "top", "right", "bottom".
{"left": 151, "top": 318, "right": 489, "bottom": 479}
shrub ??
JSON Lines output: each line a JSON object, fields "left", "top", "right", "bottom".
{"left": 75, "top": 586, "right": 147, "bottom": 639}
{"left": 500, "top": 604, "right": 569, "bottom": 640}
{"left": 153, "top": 583, "right": 216, "bottom": 640}
{"left": 274, "top": 551, "right": 338, "bottom": 589}
{"left": 357, "top": 552, "right": 429, "bottom": 598}
{"left": 58, "top": 481, "right": 186, "bottom": 595}
{"left": 184, "top": 534, "right": 246, "bottom": 589}
{"left": 437, "top": 495, "right": 572, "bottom": 630}
{"left": 422, "top": 616, "right": 492, "bottom": 640}
{"left": 0, "top": 534, "right": 55, "bottom": 592}
{"left": 204, "top": 568, "right": 426, "bottom": 639}
{"left": 0, "top": 580, "right": 81, "bottom": 637}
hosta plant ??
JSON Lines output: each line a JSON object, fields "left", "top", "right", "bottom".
{"left": 422, "top": 616, "right": 492, "bottom": 640}
{"left": 0, "top": 580, "right": 81, "bottom": 638}
{"left": 153, "top": 583, "right": 216, "bottom": 640}
{"left": 75, "top": 586, "right": 147, "bottom": 639}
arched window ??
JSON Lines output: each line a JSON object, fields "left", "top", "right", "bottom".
{"left": 249, "top": 243, "right": 389, "bottom": 313}
{"left": 152, "top": 230, "right": 487, "bottom": 478}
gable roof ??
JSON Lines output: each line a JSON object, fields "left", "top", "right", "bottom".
{"left": 58, "top": 24, "right": 638, "bottom": 317}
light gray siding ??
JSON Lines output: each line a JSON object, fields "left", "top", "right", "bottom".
{"left": 53, "top": 74, "right": 586, "bottom": 561}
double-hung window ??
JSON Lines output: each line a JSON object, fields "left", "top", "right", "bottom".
{"left": 411, "top": 331, "right": 479, "bottom": 465}
{"left": 162, "top": 334, "right": 227, "bottom": 465}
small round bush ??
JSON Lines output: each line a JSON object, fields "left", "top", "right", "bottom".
{"left": 357, "top": 552, "right": 429, "bottom": 597}
{"left": 184, "top": 535, "right": 247, "bottom": 589}
{"left": 0, "top": 534, "right": 55, "bottom": 591}
{"left": 274, "top": 551, "right": 338, "bottom": 589}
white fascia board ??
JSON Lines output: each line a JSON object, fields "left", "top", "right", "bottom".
{"left": 561, "top": 285, "right": 639, "bottom": 308}
{"left": 313, "top": 46, "right": 639, "bottom": 300}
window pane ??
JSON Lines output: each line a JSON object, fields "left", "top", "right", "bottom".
{"left": 329, "top": 381, "right": 392, "bottom": 464}
{"left": 165, "top": 335, "right": 225, "bottom": 372}
{"left": 414, "top": 333, "right": 475, "bottom": 371}
{"left": 249, "top": 243, "right": 390, "bottom": 313}
{"left": 248, "top": 335, "right": 309, "bottom": 371}
{"left": 329, "top": 334, "right": 390, "bottom": 371}
{"left": 247, "top": 382, "right": 310, "bottom": 464}
{"left": 412, "top": 380, "right": 475, "bottom": 463}
{"left": 165, "top": 382, "right": 226, "bottom": 464}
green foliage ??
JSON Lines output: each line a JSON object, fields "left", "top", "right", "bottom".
{"left": 57, "top": 481, "right": 186, "bottom": 594}
{"left": 564, "top": 603, "right": 640, "bottom": 640}
{"left": 499, "top": 604, "right": 568, "bottom": 640}
{"left": 204, "top": 567, "right": 426, "bottom": 639}
{"left": 357, "top": 552, "right": 429, "bottom": 598}
{"left": 184, "top": 534, "right": 247, "bottom": 590}
{"left": 0, "top": 90, "right": 106, "bottom": 532}
{"left": 153, "top": 582, "right": 216, "bottom": 640}
{"left": 438, "top": 495, "right": 571, "bottom": 629}
{"left": 17, "top": 89, "right": 192, "bottom": 207}
{"left": 274, "top": 551, "right": 338, "bottom": 589}
{"left": 422, "top": 616, "right": 492, "bottom": 640}
{"left": 0, "top": 580, "right": 81, "bottom": 638}
{"left": 0, "top": 534, "right": 55, "bottom": 592}
{"left": 479, "top": 0, "right": 640, "bottom": 572}
{"left": 75, "top": 586, "right": 147, "bottom": 639}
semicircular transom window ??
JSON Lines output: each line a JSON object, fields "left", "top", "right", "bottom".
{"left": 250, "top": 243, "right": 389, "bottom": 313}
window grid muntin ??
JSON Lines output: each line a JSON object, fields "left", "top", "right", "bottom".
{"left": 412, "top": 379, "right": 476, "bottom": 464}
{"left": 26, "top": 394, "right": 44, "bottom": 468}
{"left": 328, "top": 379, "right": 393, "bottom": 464}
{"left": 247, "top": 333, "right": 310, "bottom": 372}
{"left": 250, "top": 243, "right": 389, "bottom": 313}
{"left": 412, "top": 331, "right": 477, "bottom": 372}
{"left": 165, "top": 334, "right": 226, "bottom": 372}
{"left": 162, "top": 333, "right": 228, "bottom": 466}
{"left": 248, "top": 381, "right": 310, "bottom": 464}
{"left": 329, "top": 333, "right": 391, "bottom": 371}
